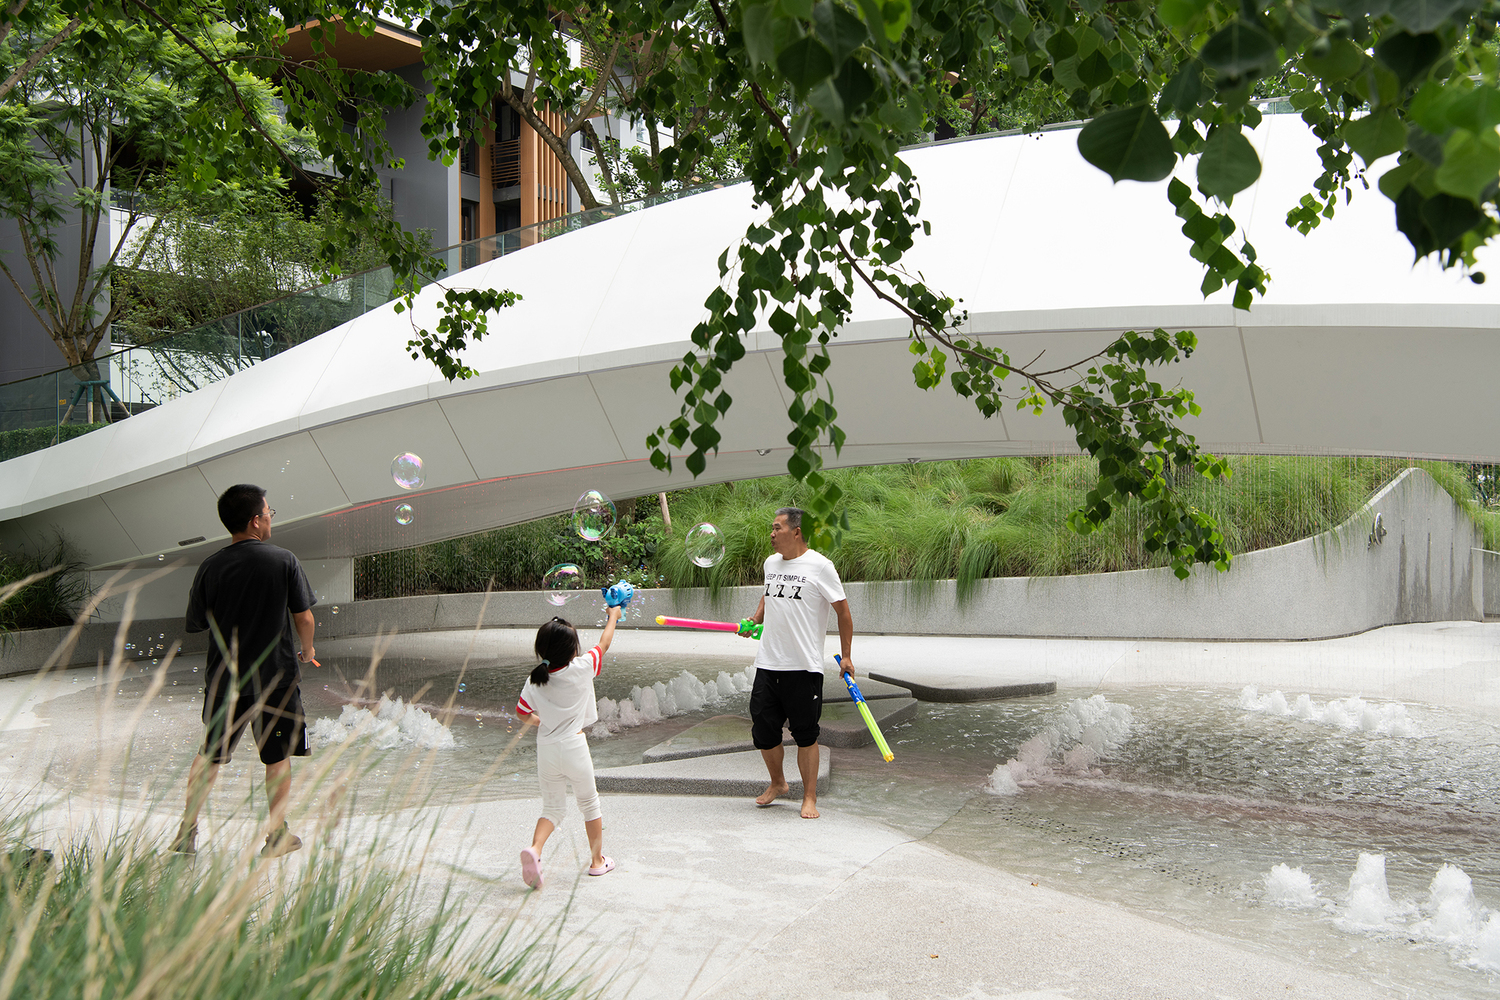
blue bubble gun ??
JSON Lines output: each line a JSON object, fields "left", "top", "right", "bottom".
{"left": 837, "top": 655, "right": 894, "bottom": 762}
{"left": 602, "top": 580, "right": 635, "bottom": 609}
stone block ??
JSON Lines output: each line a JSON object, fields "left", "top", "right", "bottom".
{"left": 595, "top": 746, "right": 829, "bottom": 797}
{"left": 817, "top": 697, "right": 917, "bottom": 749}
{"left": 868, "top": 671, "right": 1054, "bottom": 703}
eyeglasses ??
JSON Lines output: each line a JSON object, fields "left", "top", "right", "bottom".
{"left": 260, "top": 508, "right": 276, "bottom": 520}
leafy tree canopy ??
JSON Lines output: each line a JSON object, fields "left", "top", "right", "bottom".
{"left": 4, "top": 0, "right": 1497, "bottom": 577}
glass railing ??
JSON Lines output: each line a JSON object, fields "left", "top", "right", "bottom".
{"left": 0, "top": 178, "right": 743, "bottom": 462}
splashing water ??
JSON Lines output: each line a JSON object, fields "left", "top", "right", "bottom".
{"left": 1239, "top": 686, "right": 1421, "bottom": 737}
{"left": 310, "top": 695, "right": 455, "bottom": 750}
{"left": 985, "top": 694, "right": 1134, "bottom": 795}
{"left": 1261, "top": 853, "right": 1500, "bottom": 974}
{"left": 590, "top": 666, "right": 756, "bottom": 738}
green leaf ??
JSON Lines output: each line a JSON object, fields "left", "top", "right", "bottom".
{"left": 1077, "top": 50, "right": 1113, "bottom": 89}
{"left": 1420, "top": 191, "right": 1484, "bottom": 246}
{"left": 832, "top": 59, "right": 877, "bottom": 114}
{"left": 1157, "top": 0, "right": 1212, "bottom": 27}
{"left": 1300, "top": 37, "right": 1363, "bottom": 81}
{"left": 812, "top": 0, "right": 870, "bottom": 65}
{"left": 807, "top": 79, "right": 846, "bottom": 123}
{"left": 1078, "top": 105, "right": 1176, "bottom": 183}
{"left": 1387, "top": 0, "right": 1463, "bottom": 33}
{"left": 1046, "top": 29, "right": 1078, "bottom": 62}
{"left": 881, "top": 0, "right": 912, "bottom": 41}
{"left": 1198, "top": 19, "right": 1278, "bottom": 85}
{"left": 1374, "top": 31, "right": 1442, "bottom": 86}
{"left": 1434, "top": 130, "right": 1500, "bottom": 203}
{"left": 1158, "top": 62, "right": 1203, "bottom": 116}
{"left": 776, "top": 36, "right": 836, "bottom": 92}
{"left": 1447, "top": 86, "right": 1500, "bottom": 134}
{"left": 1342, "top": 111, "right": 1407, "bottom": 165}
{"left": 742, "top": 2, "right": 777, "bottom": 66}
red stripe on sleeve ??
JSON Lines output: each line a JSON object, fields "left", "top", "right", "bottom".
{"left": 517, "top": 696, "right": 533, "bottom": 716}
{"left": 589, "top": 646, "right": 602, "bottom": 676}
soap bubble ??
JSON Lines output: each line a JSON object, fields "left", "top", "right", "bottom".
{"left": 391, "top": 453, "right": 425, "bottom": 490}
{"left": 458, "top": 683, "right": 467, "bottom": 693}
{"left": 331, "top": 606, "right": 340, "bottom": 615}
{"left": 542, "top": 563, "right": 587, "bottom": 606}
{"left": 157, "top": 554, "right": 164, "bottom": 561}
{"left": 571, "top": 489, "right": 616, "bottom": 541}
{"left": 395, "top": 503, "right": 414, "bottom": 525}
{"left": 685, "top": 522, "right": 726, "bottom": 568}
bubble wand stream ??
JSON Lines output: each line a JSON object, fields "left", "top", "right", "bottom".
{"left": 837, "top": 655, "right": 894, "bottom": 762}
{"left": 654, "top": 615, "right": 763, "bottom": 639}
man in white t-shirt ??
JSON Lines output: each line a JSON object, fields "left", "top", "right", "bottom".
{"left": 739, "top": 506, "right": 854, "bottom": 819}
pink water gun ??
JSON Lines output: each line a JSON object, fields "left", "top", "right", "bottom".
{"left": 655, "top": 615, "right": 762, "bottom": 639}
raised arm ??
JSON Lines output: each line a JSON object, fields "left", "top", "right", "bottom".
{"left": 596, "top": 604, "right": 624, "bottom": 657}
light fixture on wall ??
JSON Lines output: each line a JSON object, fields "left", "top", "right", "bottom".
{"left": 1368, "top": 512, "right": 1387, "bottom": 548}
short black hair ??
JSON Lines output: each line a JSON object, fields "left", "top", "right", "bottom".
{"left": 218, "top": 484, "right": 267, "bottom": 534}
{"left": 775, "top": 507, "right": 805, "bottom": 531}
{"left": 531, "top": 617, "right": 581, "bottom": 685}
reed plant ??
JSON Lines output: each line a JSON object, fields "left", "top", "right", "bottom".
{"left": 0, "top": 590, "right": 601, "bottom": 1000}
{"left": 356, "top": 456, "right": 1494, "bottom": 599}
{"left": 0, "top": 825, "right": 594, "bottom": 1000}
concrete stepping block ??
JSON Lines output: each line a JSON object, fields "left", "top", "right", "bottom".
{"left": 818, "top": 697, "right": 918, "bottom": 749}
{"left": 643, "top": 715, "right": 786, "bottom": 763}
{"left": 596, "top": 746, "right": 829, "bottom": 797}
{"left": 868, "top": 670, "right": 1054, "bottom": 703}
{"left": 822, "top": 672, "right": 911, "bottom": 703}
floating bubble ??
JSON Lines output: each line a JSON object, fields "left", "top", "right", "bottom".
{"left": 685, "top": 522, "right": 726, "bottom": 568}
{"left": 458, "top": 683, "right": 467, "bottom": 693}
{"left": 395, "top": 503, "right": 414, "bottom": 525}
{"left": 571, "top": 489, "right": 617, "bottom": 541}
{"left": 331, "top": 606, "right": 340, "bottom": 615}
{"left": 391, "top": 453, "right": 425, "bottom": 490}
{"left": 542, "top": 563, "right": 587, "bottom": 606}
{"left": 157, "top": 554, "right": 164, "bottom": 562}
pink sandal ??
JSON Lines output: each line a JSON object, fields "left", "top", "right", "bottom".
{"left": 587, "top": 857, "right": 615, "bottom": 877}
{"left": 520, "top": 847, "right": 544, "bottom": 889}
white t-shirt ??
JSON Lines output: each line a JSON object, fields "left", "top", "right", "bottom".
{"left": 752, "top": 549, "right": 847, "bottom": 674}
{"left": 516, "top": 646, "right": 602, "bottom": 744}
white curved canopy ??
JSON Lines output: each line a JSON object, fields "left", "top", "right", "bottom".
{"left": 2, "top": 113, "right": 1497, "bottom": 570}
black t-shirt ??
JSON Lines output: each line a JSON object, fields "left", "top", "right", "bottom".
{"left": 185, "top": 539, "right": 316, "bottom": 690}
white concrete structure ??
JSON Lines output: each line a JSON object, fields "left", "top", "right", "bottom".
{"left": 1, "top": 113, "right": 1497, "bottom": 617}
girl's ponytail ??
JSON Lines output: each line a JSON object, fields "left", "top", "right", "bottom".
{"left": 531, "top": 616, "right": 581, "bottom": 686}
{"left": 529, "top": 660, "right": 552, "bottom": 686}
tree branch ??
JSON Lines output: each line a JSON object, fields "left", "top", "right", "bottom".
{"left": 703, "top": 0, "right": 795, "bottom": 158}
{"left": 0, "top": 11, "right": 79, "bottom": 103}
{"left": 497, "top": 88, "right": 602, "bottom": 210}
{"left": 122, "top": 0, "right": 322, "bottom": 188}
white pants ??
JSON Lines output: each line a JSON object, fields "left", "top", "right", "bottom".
{"left": 537, "top": 731, "right": 602, "bottom": 825}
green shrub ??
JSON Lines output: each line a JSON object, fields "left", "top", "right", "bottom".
{"left": 0, "top": 539, "right": 90, "bottom": 632}
{"left": 0, "top": 423, "right": 106, "bottom": 462}
{"left": 355, "top": 456, "right": 1495, "bottom": 599}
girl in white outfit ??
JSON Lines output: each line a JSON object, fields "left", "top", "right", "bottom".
{"left": 516, "top": 605, "right": 621, "bottom": 888}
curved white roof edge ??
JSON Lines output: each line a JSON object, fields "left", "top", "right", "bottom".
{"left": 3, "top": 113, "right": 1497, "bottom": 569}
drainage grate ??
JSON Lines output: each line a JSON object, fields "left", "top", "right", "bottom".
{"left": 994, "top": 806, "right": 1236, "bottom": 893}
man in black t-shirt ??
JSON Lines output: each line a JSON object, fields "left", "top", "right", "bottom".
{"left": 171, "top": 484, "right": 319, "bottom": 859}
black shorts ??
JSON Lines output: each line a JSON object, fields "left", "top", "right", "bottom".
{"left": 201, "top": 670, "right": 309, "bottom": 766}
{"left": 749, "top": 668, "right": 823, "bottom": 749}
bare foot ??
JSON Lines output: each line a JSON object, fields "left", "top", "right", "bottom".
{"left": 755, "top": 781, "right": 789, "bottom": 806}
{"left": 800, "top": 797, "right": 819, "bottom": 819}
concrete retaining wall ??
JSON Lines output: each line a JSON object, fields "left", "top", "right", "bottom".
{"left": 1, "top": 468, "right": 1482, "bottom": 672}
